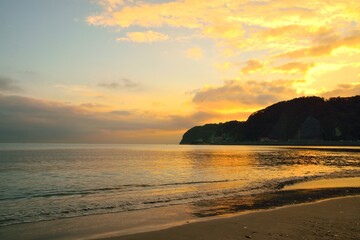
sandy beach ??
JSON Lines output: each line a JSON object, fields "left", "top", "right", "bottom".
{"left": 0, "top": 195, "right": 359, "bottom": 240}
{"left": 102, "top": 196, "right": 360, "bottom": 240}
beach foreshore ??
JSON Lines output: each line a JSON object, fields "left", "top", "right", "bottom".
{"left": 0, "top": 178, "right": 359, "bottom": 240}
{"left": 0, "top": 195, "right": 359, "bottom": 240}
{"left": 101, "top": 196, "right": 360, "bottom": 240}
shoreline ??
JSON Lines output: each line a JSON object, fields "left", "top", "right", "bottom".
{"left": 100, "top": 195, "right": 360, "bottom": 240}
{"left": 192, "top": 187, "right": 360, "bottom": 217}
{"left": 0, "top": 178, "right": 359, "bottom": 239}
{"left": 1, "top": 194, "right": 358, "bottom": 240}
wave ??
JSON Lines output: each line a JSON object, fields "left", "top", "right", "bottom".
{"left": 1, "top": 169, "right": 359, "bottom": 227}
{"left": 0, "top": 179, "right": 235, "bottom": 201}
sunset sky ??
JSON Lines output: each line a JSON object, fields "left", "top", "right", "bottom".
{"left": 0, "top": 0, "right": 359, "bottom": 143}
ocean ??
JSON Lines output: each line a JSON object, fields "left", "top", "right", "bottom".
{"left": 0, "top": 144, "right": 359, "bottom": 228}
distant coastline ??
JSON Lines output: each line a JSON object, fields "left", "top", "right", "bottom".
{"left": 180, "top": 140, "right": 360, "bottom": 147}
{"left": 180, "top": 96, "right": 360, "bottom": 145}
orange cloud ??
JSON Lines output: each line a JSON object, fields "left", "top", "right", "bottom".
{"left": 275, "top": 62, "right": 315, "bottom": 74}
{"left": 321, "top": 83, "right": 360, "bottom": 98}
{"left": 241, "top": 60, "right": 264, "bottom": 74}
{"left": 277, "top": 32, "right": 360, "bottom": 59}
{"left": 193, "top": 79, "right": 299, "bottom": 110}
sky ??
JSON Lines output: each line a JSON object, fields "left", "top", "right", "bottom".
{"left": 0, "top": 0, "right": 359, "bottom": 143}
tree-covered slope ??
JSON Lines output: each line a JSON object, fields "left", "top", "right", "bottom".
{"left": 180, "top": 96, "right": 360, "bottom": 144}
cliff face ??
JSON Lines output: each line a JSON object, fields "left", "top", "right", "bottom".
{"left": 180, "top": 96, "right": 360, "bottom": 144}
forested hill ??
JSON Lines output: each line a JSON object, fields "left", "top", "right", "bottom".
{"left": 180, "top": 96, "right": 360, "bottom": 145}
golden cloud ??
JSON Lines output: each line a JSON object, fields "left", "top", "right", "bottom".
{"left": 192, "top": 79, "right": 300, "bottom": 112}
{"left": 89, "top": 0, "right": 360, "bottom": 110}
{"left": 275, "top": 62, "right": 315, "bottom": 74}
{"left": 203, "top": 23, "right": 244, "bottom": 41}
{"left": 116, "top": 30, "right": 169, "bottom": 43}
{"left": 277, "top": 32, "right": 360, "bottom": 59}
{"left": 87, "top": 0, "right": 211, "bottom": 28}
{"left": 89, "top": 1, "right": 360, "bottom": 55}
{"left": 89, "top": 1, "right": 360, "bottom": 47}
{"left": 304, "top": 62, "right": 360, "bottom": 94}
{"left": 321, "top": 83, "right": 360, "bottom": 98}
{"left": 241, "top": 60, "right": 264, "bottom": 74}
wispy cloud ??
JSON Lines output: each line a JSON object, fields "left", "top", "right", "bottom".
{"left": 98, "top": 78, "right": 141, "bottom": 90}
{"left": 116, "top": 30, "right": 168, "bottom": 43}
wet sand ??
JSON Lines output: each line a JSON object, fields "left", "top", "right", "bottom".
{"left": 102, "top": 196, "right": 360, "bottom": 240}
{"left": 0, "top": 178, "right": 359, "bottom": 240}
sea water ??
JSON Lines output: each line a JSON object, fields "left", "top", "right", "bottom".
{"left": 0, "top": 144, "right": 359, "bottom": 227}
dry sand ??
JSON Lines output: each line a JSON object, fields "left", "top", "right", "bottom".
{"left": 101, "top": 196, "right": 360, "bottom": 240}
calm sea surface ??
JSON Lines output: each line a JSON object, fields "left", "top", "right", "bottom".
{"left": 0, "top": 144, "right": 359, "bottom": 227}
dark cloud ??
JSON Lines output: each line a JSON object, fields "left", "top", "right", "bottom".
{"left": 0, "top": 76, "right": 23, "bottom": 92}
{"left": 109, "top": 110, "right": 134, "bottom": 116}
{"left": 0, "top": 94, "right": 215, "bottom": 143}
{"left": 98, "top": 78, "right": 140, "bottom": 90}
